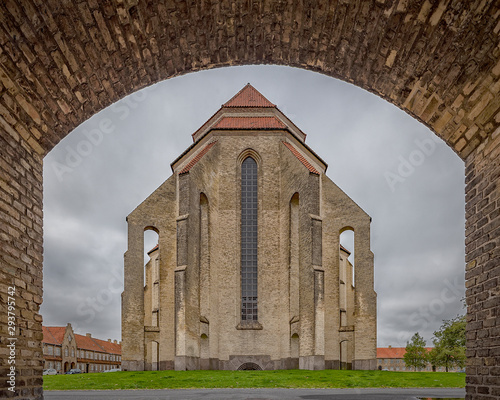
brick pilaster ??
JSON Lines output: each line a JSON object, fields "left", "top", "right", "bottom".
{"left": 465, "top": 131, "right": 500, "bottom": 400}
{"left": 0, "top": 127, "right": 44, "bottom": 399}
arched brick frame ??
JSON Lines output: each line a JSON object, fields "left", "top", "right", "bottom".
{"left": 0, "top": 1, "right": 498, "bottom": 398}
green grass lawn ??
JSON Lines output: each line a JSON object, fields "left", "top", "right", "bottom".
{"left": 44, "top": 370, "right": 465, "bottom": 391}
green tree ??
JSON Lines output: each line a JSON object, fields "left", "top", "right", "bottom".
{"left": 404, "top": 332, "right": 428, "bottom": 371}
{"left": 429, "top": 315, "right": 466, "bottom": 372}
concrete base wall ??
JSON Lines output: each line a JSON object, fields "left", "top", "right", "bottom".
{"left": 352, "top": 359, "right": 377, "bottom": 370}
{"left": 299, "top": 355, "right": 325, "bottom": 370}
{"left": 175, "top": 356, "right": 200, "bottom": 371}
{"left": 159, "top": 360, "right": 175, "bottom": 370}
{"left": 121, "top": 360, "right": 145, "bottom": 371}
{"left": 150, "top": 355, "right": 364, "bottom": 371}
{"left": 131, "top": 356, "right": 373, "bottom": 371}
{"left": 325, "top": 360, "right": 340, "bottom": 369}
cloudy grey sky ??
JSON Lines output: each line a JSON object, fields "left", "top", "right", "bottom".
{"left": 42, "top": 65, "right": 465, "bottom": 348}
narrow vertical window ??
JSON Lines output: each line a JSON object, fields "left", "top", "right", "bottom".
{"left": 241, "top": 157, "right": 258, "bottom": 321}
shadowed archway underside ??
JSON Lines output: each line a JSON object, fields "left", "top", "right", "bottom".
{"left": 0, "top": 1, "right": 498, "bottom": 399}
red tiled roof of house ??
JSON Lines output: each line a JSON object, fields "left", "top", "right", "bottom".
{"left": 43, "top": 326, "right": 65, "bottom": 345}
{"left": 282, "top": 141, "right": 320, "bottom": 175}
{"left": 91, "top": 338, "right": 122, "bottom": 355}
{"left": 223, "top": 84, "right": 276, "bottom": 108}
{"left": 179, "top": 141, "right": 217, "bottom": 175}
{"left": 74, "top": 334, "right": 104, "bottom": 352}
{"left": 213, "top": 116, "right": 286, "bottom": 130}
{"left": 43, "top": 326, "right": 121, "bottom": 356}
{"left": 377, "top": 347, "right": 433, "bottom": 358}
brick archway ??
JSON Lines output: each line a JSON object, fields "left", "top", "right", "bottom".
{"left": 0, "top": 2, "right": 498, "bottom": 399}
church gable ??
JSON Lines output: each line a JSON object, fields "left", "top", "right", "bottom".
{"left": 123, "top": 84, "right": 376, "bottom": 373}
{"left": 175, "top": 83, "right": 326, "bottom": 176}
{"left": 126, "top": 175, "right": 176, "bottom": 222}
{"left": 321, "top": 174, "right": 371, "bottom": 221}
{"left": 190, "top": 84, "right": 307, "bottom": 144}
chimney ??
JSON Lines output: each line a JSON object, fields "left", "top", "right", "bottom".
{"left": 114, "top": 340, "right": 117, "bottom": 344}
{"left": 86, "top": 333, "right": 92, "bottom": 338}
{"left": 388, "top": 345, "right": 392, "bottom": 349}
{"left": 108, "top": 339, "right": 111, "bottom": 342}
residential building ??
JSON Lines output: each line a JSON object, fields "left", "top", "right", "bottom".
{"left": 42, "top": 323, "right": 121, "bottom": 373}
{"left": 377, "top": 346, "right": 462, "bottom": 372}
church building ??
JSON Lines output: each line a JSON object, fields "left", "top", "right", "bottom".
{"left": 122, "top": 84, "right": 376, "bottom": 371}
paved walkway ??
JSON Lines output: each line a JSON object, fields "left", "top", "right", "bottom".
{"left": 45, "top": 387, "right": 465, "bottom": 399}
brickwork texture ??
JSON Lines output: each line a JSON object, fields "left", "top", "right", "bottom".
{"left": 0, "top": 1, "right": 499, "bottom": 398}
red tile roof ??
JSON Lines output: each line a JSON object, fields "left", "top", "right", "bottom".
{"left": 43, "top": 326, "right": 121, "bottom": 355}
{"left": 213, "top": 116, "right": 286, "bottom": 130}
{"left": 91, "top": 338, "right": 122, "bottom": 355}
{"left": 377, "top": 347, "right": 433, "bottom": 358}
{"left": 223, "top": 84, "right": 276, "bottom": 108}
{"left": 179, "top": 141, "right": 217, "bottom": 175}
{"left": 43, "top": 326, "right": 65, "bottom": 345}
{"left": 74, "top": 334, "right": 104, "bottom": 352}
{"left": 282, "top": 141, "right": 320, "bottom": 175}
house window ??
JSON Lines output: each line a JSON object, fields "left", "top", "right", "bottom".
{"left": 241, "top": 156, "right": 258, "bottom": 321}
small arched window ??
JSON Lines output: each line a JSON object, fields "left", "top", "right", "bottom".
{"left": 241, "top": 156, "right": 258, "bottom": 321}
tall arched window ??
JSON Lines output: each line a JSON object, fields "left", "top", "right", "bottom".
{"left": 241, "top": 157, "right": 258, "bottom": 321}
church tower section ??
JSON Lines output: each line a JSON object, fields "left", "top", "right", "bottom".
{"left": 121, "top": 84, "right": 377, "bottom": 371}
